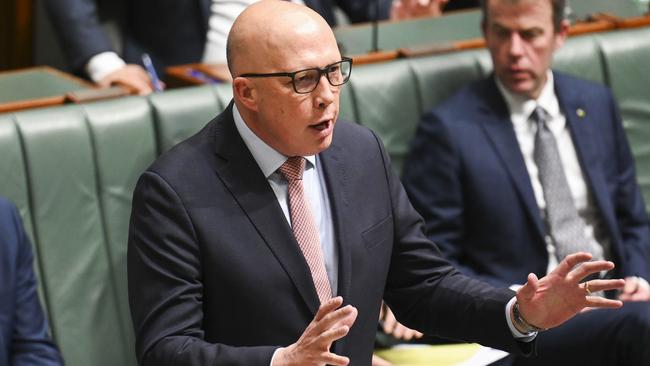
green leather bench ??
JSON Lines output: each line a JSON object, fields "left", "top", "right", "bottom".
{"left": 0, "top": 26, "right": 649, "bottom": 365}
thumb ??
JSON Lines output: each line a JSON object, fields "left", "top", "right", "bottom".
{"left": 518, "top": 273, "right": 539, "bottom": 301}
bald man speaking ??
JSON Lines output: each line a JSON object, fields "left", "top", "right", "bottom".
{"left": 127, "top": 2, "right": 625, "bottom": 365}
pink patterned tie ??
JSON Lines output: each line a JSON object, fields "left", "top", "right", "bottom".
{"left": 279, "top": 157, "right": 332, "bottom": 304}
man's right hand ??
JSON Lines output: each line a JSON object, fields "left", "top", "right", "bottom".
{"left": 273, "top": 296, "right": 358, "bottom": 366}
{"left": 98, "top": 64, "right": 154, "bottom": 95}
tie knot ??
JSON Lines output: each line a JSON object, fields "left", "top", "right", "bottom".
{"left": 279, "top": 156, "right": 306, "bottom": 181}
{"left": 530, "top": 106, "right": 548, "bottom": 128}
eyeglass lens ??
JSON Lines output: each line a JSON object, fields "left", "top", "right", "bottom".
{"left": 293, "top": 60, "right": 351, "bottom": 93}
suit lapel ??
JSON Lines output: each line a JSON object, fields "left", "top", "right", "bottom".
{"left": 477, "top": 78, "right": 546, "bottom": 239}
{"left": 211, "top": 104, "right": 321, "bottom": 314}
{"left": 554, "top": 74, "right": 617, "bottom": 234}
{"left": 319, "top": 132, "right": 352, "bottom": 302}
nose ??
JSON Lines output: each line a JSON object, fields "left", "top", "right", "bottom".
{"left": 313, "top": 73, "right": 336, "bottom": 109}
{"left": 508, "top": 32, "right": 524, "bottom": 58}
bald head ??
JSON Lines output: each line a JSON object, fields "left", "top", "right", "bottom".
{"left": 227, "top": 1, "right": 338, "bottom": 77}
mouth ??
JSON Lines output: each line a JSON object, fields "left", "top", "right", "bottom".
{"left": 310, "top": 118, "right": 334, "bottom": 132}
{"left": 507, "top": 67, "right": 529, "bottom": 78}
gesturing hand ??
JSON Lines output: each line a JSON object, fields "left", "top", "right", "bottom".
{"left": 273, "top": 297, "right": 358, "bottom": 366}
{"left": 381, "top": 304, "right": 423, "bottom": 341}
{"left": 516, "top": 252, "right": 625, "bottom": 331}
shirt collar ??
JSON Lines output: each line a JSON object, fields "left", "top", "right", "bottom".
{"left": 232, "top": 104, "right": 316, "bottom": 178}
{"left": 496, "top": 70, "right": 559, "bottom": 119}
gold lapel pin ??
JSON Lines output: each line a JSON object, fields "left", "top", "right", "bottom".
{"left": 576, "top": 108, "right": 586, "bottom": 118}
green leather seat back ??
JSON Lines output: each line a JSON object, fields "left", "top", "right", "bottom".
{"left": 84, "top": 97, "right": 157, "bottom": 366}
{"left": 598, "top": 27, "right": 650, "bottom": 212}
{"left": 339, "top": 84, "right": 357, "bottom": 122}
{"left": 214, "top": 83, "right": 234, "bottom": 109}
{"left": 349, "top": 59, "right": 421, "bottom": 173}
{"left": 0, "top": 115, "right": 32, "bottom": 234}
{"left": 409, "top": 49, "right": 486, "bottom": 114}
{"left": 149, "top": 85, "right": 223, "bottom": 153}
{"left": 553, "top": 34, "right": 606, "bottom": 84}
{"left": 0, "top": 114, "right": 49, "bottom": 314}
{"left": 14, "top": 105, "right": 130, "bottom": 366}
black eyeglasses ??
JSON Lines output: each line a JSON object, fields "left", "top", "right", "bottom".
{"left": 238, "top": 57, "right": 353, "bottom": 94}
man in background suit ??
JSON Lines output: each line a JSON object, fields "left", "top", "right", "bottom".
{"left": 127, "top": 2, "right": 625, "bottom": 365}
{"left": 42, "top": 0, "right": 446, "bottom": 94}
{"left": 0, "top": 197, "right": 63, "bottom": 365}
{"left": 402, "top": 0, "right": 650, "bottom": 364}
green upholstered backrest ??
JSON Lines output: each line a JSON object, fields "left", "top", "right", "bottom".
{"left": 13, "top": 105, "right": 132, "bottom": 366}
{"left": 149, "top": 85, "right": 222, "bottom": 153}
{"left": 84, "top": 97, "right": 158, "bottom": 366}
{"left": 409, "top": 48, "right": 487, "bottom": 114}
{"left": 0, "top": 26, "right": 649, "bottom": 366}
{"left": 598, "top": 27, "right": 650, "bottom": 212}
{"left": 553, "top": 34, "right": 607, "bottom": 85}
{"left": 348, "top": 59, "right": 420, "bottom": 173}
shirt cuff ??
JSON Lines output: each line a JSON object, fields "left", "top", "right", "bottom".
{"left": 270, "top": 347, "right": 283, "bottom": 366}
{"left": 85, "top": 52, "right": 126, "bottom": 82}
{"left": 505, "top": 297, "right": 537, "bottom": 342}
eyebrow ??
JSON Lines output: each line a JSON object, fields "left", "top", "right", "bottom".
{"left": 490, "top": 21, "right": 543, "bottom": 34}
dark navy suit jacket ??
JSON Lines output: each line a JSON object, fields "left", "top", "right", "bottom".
{"left": 403, "top": 72, "right": 650, "bottom": 288}
{"left": 127, "top": 103, "right": 529, "bottom": 366}
{"left": 43, "top": 0, "right": 392, "bottom": 74}
{"left": 0, "top": 198, "right": 62, "bottom": 365}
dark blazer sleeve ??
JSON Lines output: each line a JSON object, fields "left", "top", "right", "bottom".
{"left": 127, "top": 171, "right": 277, "bottom": 366}
{"left": 401, "top": 111, "right": 511, "bottom": 287}
{"left": 305, "top": 0, "right": 391, "bottom": 24}
{"left": 42, "top": 0, "right": 115, "bottom": 72}
{"left": 369, "top": 131, "right": 529, "bottom": 353}
{"left": 334, "top": 0, "right": 391, "bottom": 23}
{"left": 606, "top": 91, "right": 650, "bottom": 280}
{"left": 0, "top": 199, "right": 62, "bottom": 366}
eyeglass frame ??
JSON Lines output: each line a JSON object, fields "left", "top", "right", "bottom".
{"left": 237, "top": 57, "right": 353, "bottom": 94}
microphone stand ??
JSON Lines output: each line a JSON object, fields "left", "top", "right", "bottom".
{"left": 371, "top": 0, "right": 380, "bottom": 52}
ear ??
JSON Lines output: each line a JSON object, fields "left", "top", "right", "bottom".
{"left": 233, "top": 77, "right": 258, "bottom": 112}
{"left": 554, "top": 19, "right": 570, "bottom": 50}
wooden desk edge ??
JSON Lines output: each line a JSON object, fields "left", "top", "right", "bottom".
{"left": 0, "top": 95, "right": 65, "bottom": 114}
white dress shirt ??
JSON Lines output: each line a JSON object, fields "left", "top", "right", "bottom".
{"left": 232, "top": 104, "right": 338, "bottom": 295}
{"left": 203, "top": 0, "right": 305, "bottom": 64}
{"left": 496, "top": 71, "right": 610, "bottom": 274}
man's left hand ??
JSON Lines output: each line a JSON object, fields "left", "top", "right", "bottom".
{"left": 619, "top": 276, "right": 650, "bottom": 302}
{"left": 516, "top": 252, "right": 625, "bottom": 330}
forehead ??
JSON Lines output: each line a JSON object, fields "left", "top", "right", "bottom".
{"left": 487, "top": 0, "right": 554, "bottom": 29}
{"left": 267, "top": 22, "right": 341, "bottom": 71}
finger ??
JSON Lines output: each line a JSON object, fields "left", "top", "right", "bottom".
{"left": 555, "top": 252, "right": 593, "bottom": 277}
{"left": 585, "top": 296, "right": 623, "bottom": 309}
{"left": 583, "top": 279, "right": 625, "bottom": 294}
{"left": 629, "top": 291, "right": 650, "bottom": 302}
{"left": 401, "top": 326, "right": 416, "bottom": 341}
{"left": 404, "top": 327, "right": 423, "bottom": 340}
{"left": 623, "top": 276, "right": 638, "bottom": 294}
{"left": 569, "top": 260, "right": 615, "bottom": 281}
{"left": 315, "top": 305, "right": 357, "bottom": 336}
{"left": 517, "top": 273, "right": 540, "bottom": 301}
{"left": 382, "top": 310, "right": 397, "bottom": 334}
{"left": 392, "top": 323, "right": 405, "bottom": 339}
{"left": 320, "top": 324, "right": 352, "bottom": 345}
{"left": 314, "top": 296, "right": 344, "bottom": 322}
{"left": 322, "top": 352, "right": 350, "bottom": 366}
{"left": 111, "top": 76, "right": 153, "bottom": 95}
